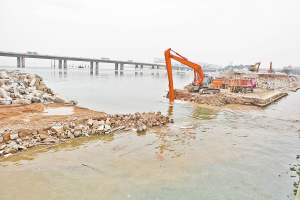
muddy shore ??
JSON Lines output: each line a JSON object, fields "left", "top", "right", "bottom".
{"left": 1, "top": 69, "right": 299, "bottom": 158}
{"left": 0, "top": 103, "right": 173, "bottom": 158}
{"left": 0, "top": 69, "right": 173, "bottom": 158}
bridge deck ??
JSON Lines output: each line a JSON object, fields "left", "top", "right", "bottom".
{"left": 0, "top": 51, "right": 166, "bottom": 67}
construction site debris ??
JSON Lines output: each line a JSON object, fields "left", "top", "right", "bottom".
{"left": 173, "top": 68, "right": 300, "bottom": 107}
{"left": 0, "top": 69, "right": 77, "bottom": 106}
{"left": 0, "top": 104, "right": 173, "bottom": 157}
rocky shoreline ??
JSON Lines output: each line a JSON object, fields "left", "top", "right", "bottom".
{"left": 0, "top": 70, "right": 173, "bottom": 158}
{"left": 0, "top": 69, "right": 77, "bottom": 105}
{"left": 0, "top": 110, "right": 173, "bottom": 158}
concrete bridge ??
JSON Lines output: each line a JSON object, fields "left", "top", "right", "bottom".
{"left": 0, "top": 51, "right": 167, "bottom": 70}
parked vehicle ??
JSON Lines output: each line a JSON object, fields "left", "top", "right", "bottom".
{"left": 228, "top": 78, "right": 256, "bottom": 93}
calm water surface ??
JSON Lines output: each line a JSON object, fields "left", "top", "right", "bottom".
{"left": 0, "top": 66, "right": 299, "bottom": 200}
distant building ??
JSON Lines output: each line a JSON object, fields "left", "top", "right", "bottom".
{"left": 283, "top": 66, "right": 292, "bottom": 69}
{"left": 294, "top": 66, "right": 300, "bottom": 70}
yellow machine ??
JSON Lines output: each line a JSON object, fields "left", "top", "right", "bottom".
{"left": 248, "top": 62, "right": 261, "bottom": 72}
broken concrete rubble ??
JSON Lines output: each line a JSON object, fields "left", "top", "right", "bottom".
{"left": 0, "top": 111, "right": 174, "bottom": 157}
{"left": 0, "top": 69, "right": 76, "bottom": 106}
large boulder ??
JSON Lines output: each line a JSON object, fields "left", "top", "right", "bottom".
{"left": 51, "top": 126, "right": 64, "bottom": 134}
{"left": 0, "top": 71, "right": 9, "bottom": 79}
{"left": 19, "top": 99, "right": 31, "bottom": 104}
{"left": 10, "top": 134, "right": 19, "bottom": 140}
{"left": 54, "top": 94, "right": 67, "bottom": 104}
{"left": 1, "top": 84, "right": 11, "bottom": 92}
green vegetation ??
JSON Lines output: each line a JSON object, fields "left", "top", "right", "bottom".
{"left": 281, "top": 69, "right": 300, "bottom": 75}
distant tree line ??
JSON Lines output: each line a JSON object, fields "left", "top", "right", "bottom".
{"left": 224, "top": 64, "right": 250, "bottom": 70}
{"left": 281, "top": 69, "right": 300, "bottom": 75}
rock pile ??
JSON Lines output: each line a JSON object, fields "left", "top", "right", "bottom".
{"left": 173, "top": 89, "right": 242, "bottom": 107}
{"left": 0, "top": 69, "right": 77, "bottom": 105}
{"left": 0, "top": 112, "right": 173, "bottom": 157}
{"left": 256, "top": 75, "right": 300, "bottom": 91}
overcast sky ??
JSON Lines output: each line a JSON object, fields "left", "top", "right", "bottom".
{"left": 0, "top": 0, "right": 299, "bottom": 68}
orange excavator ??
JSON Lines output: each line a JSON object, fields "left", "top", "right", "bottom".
{"left": 164, "top": 48, "right": 221, "bottom": 102}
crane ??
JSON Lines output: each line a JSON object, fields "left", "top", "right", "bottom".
{"left": 164, "top": 48, "right": 221, "bottom": 102}
{"left": 267, "top": 61, "right": 274, "bottom": 73}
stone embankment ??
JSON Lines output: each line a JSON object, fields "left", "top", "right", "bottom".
{"left": 0, "top": 69, "right": 77, "bottom": 105}
{"left": 0, "top": 111, "right": 172, "bottom": 157}
{"left": 0, "top": 70, "right": 173, "bottom": 157}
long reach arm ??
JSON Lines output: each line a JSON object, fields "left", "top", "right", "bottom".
{"left": 164, "top": 48, "right": 205, "bottom": 102}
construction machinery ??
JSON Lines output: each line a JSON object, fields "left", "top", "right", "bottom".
{"left": 164, "top": 48, "right": 221, "bottom": 102}
{"left": 228, "top": 78, "right": 256, "bottom": 93}
{"left": 248, "top": 62, "right": 261, "bottom": 72}
{"left": 267, "top": 61, "right": 274, "bottom": 73}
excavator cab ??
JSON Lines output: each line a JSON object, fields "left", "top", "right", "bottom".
{"left": 202, "top": 76, "right": 222, "bottom": 87}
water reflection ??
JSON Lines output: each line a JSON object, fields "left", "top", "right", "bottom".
{"left": 64, "top": 69, "right": 67, "bottom": 78}
{"left": 167, "top": 105, "right": 173, "bottom": 116}
{"left": 192, "top": 107, "right": 217, "bottom": 120}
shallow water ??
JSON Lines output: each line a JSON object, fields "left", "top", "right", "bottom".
{"left": 43, "top": 107, "right": 74, "bottom": 116}
{"left": 0, "top": 66, "right": 299, "bottom": 199}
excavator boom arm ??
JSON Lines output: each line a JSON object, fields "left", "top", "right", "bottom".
{"left": 164, "top": 48, "right": 205, "bottom": 102}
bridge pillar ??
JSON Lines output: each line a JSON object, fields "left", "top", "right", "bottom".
{"left": 21, "top": 57, "right": 25, "bottom": 68}
{"left": 152, "top": 66, "right": 154, "bottom": 69}
{"left": 157, "top": 66, "right": 159, "bottom": 69}
{"left": 17, "top": 57, "right": 21, "bottom": 68}
{"left": 120, "top": 63, "right": 124, "bottom": 70}
{"left": 141, "top": 65, "right": 143, "bottom": 69}
{"left": 64, "top": 60, "right": 67, "bottom": 68}
{"left": 90, "top": 62, "right": 93, "bottom": 69}
{"left": 115, "top": 63, "right": 118, "bottom": 70}
{"left": 59, "top": 60, "right": 62, "bottom": 68}
{"left": 135, "top": 65, "right": 138, "bottom": 69}
{"left": 96, "top": 62, "right": 99, "bottom": 69}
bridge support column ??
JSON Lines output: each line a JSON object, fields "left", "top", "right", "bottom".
{"left": 152, "top": 66, "right": 154, "bottom": 69}
{"left": 141, "top": 65, "right": 143, "bottom": 69}
{"left": 120, "top": 63, "right": 124, "bottom": 70}
{"left": 64, "top": 60, "right": 67, "bottom": 68}
{"left": 115, "top": 63, "right": 119, "bottom": 70}
{"left": 21, "top": 57, "right": 25, "bottom": 68}
{"left": 135, "top": 65, "right": 138, "bottom": 69}
{"left": 90, "top": 62, "right": 93, "bottom": 69}
{"left": 157, "top": 66, "right": 159, "bottom": 69}
{"left": 17, "top": 57, "right": 21, "bottom": 68}
{"left": 59, "top": 60, "right": 62, "bottom": 68}
{"left": 96, "top": 62, "right": 99, "bottom": 69}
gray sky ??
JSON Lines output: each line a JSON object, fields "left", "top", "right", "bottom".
{"left": 0, "top": 0, "right": 299, "bottom": 68}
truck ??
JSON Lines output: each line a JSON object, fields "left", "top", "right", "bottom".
{"left": 27, "top": 51, "right": 38, "bottom": 54}
{"left": 228, "top": 78, "right": 256, "bottom": 93}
